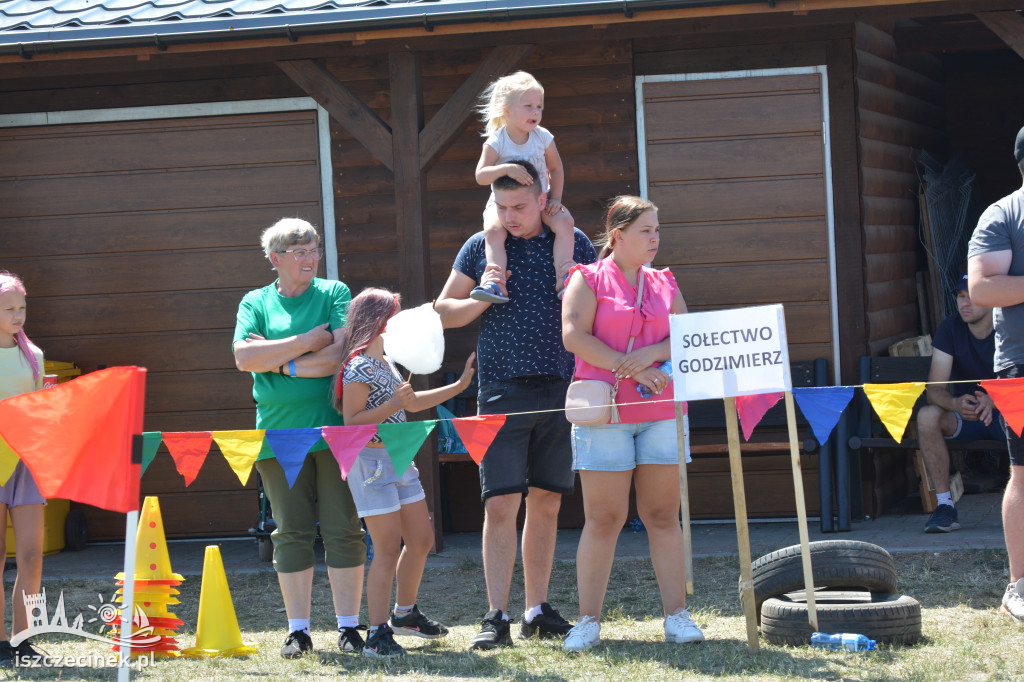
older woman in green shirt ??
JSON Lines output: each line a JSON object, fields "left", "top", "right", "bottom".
{"left": 233, "top": 218, "right": 365, "bottom": 658}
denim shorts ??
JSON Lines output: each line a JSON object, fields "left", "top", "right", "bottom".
{"left": 948, "top": 411, "right": 1005, "bottom": 441}
{"left": 571, "top": 418, "right": 688, "bottom": 472}
{"left": 998, "top": 364, "right": 1024, "bottom": 467}
{"left": 346, "top": 446, "right": 425, "bottom": 517}
{"left": 477, "top": 376, "right": 574, "bottom": 500}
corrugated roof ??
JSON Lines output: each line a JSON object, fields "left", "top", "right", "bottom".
{"left": 0, "top": 0, "right": 745, "bottom": 54}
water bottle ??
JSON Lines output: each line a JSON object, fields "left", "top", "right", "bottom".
{"left": 810, "top": 632, "right": 876, "bottom": 652}
{"left": 637, "top": 361, "right": 674, "bottom": 399}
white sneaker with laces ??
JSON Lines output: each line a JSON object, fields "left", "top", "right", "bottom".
{"left": 563, "top": 615, "right": 601, "bottom": 652}
{"left": 1002, "top": 578, "right": 1024, "bottom": 624}
{"left": 664, "top": 609, "right": 705, "bottom": 643}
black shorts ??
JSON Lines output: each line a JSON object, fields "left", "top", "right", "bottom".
{"left": 997, "top": 364, "right": 1024, "bottom": 467}
{"left": 477, "top": 376, "right": 574, "bottom": 501}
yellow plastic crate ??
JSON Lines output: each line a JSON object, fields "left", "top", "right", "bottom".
{"left": 5, "top": 499, "right": 70, "bottom": 557}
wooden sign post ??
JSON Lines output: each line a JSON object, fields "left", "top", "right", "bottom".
{"left": 670, "top": 304, "right": 817, "bottom": 653}
{"left": 674, "top": 402, "right": 694, "bottom": 595}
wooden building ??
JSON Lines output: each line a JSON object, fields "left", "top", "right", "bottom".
{"left": 1, "top": 0, "right": 1022, "bottom": 544}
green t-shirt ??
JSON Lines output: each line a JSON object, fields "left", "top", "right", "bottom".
{"left": 233, "top": 278, "right": 351, "bottom": 455}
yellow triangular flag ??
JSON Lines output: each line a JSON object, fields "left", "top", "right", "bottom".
{"left": 0, "top": 434, "right": 19, "bottom": 486}
{"left": 211, "top": 430, "right": 265, "bottom": 486}
{"left": 863, "top": 382, "right": 925, "bottom": 443}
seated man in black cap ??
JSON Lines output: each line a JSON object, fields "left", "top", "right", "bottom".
{"left": 918, "top": 272, "right": 1001, "bottom": 533}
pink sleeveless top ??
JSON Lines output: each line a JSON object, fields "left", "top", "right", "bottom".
{"left": 570, "top": 257, "right": 685, "bottom": 423}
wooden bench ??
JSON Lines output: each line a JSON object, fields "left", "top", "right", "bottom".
{"left": 847, "top": 355, "right": 1007, "bottom": 518}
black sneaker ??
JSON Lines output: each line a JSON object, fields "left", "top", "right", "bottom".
{"left": 470, "top": 609, "right": 512, "bottom": 650}
{"left": 924, "top": 504, "right": 960, "bottom": 533}
{"left": 13, "top": 639, "right": 44, "bottom": 664}
{"left": 280, "top": 629, "right": 313, "bottom": 658}
{"left": 338, "top": 625, "right": 366, "bottom": 653}
{"left": 389, "top": 604, "right": 449, "bottom": 639}
{"left": 0, "top": 641, "right": 13, "bottom": 668}
{"left": 519, "top": 602, "right": 573, "bottom": 639}
{"left": 363, "top": 624, "right": 406, "bottom": 658}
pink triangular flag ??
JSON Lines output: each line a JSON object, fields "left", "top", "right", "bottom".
{"left": 734, "top": 392, "right": 784, "bottom": 441}
{"left": 322, "top": 425, "right": 378, "bottom": 480}
{"left": 161, "top": 431, "right": 213, "bottom": 486}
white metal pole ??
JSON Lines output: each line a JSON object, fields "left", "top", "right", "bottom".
{"left": 118, "top": 509, "right": 139, "bottom": 682}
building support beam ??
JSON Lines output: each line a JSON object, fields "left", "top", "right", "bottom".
{"left": 976, "top": 11, "right": 1024, "bottom": 60}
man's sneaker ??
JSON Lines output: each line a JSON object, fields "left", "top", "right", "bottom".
{"left": 389, "top": 604, "right": 449, "bottom": 639}
{"left": 563, "top": 615, "right": 601, "bottom": 652}
{"left": 519, "top": 602, "right": 573, "bottom": 639}
{"left": 280, "top": 629, "right": 313, "bottom": 658}
{"left": 338, "top": 625, "right": 366, "bottom": 652}
{"left": 363, "top": 624, "right": 406, "bottom": 658}
{"left": 0, "top": 641, "right": 13, "bottom": 667}
{"left": 664, "top": 609, "right": 705, "bottom": 643}
{"left": 470, "top": 609, "right": 513, "bottom": 650}
{"left": 13, "top": 639, "right": 44, "bottom": 664}
{"left": 1001, "top": 578, "right": 1024, "bottom": 624}
{"left": 924, "top": 504, "right": 960, "bottom": 533}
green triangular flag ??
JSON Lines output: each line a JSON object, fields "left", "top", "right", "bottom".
{"left": 141, "top": 431, "right": 163, "bottom": 476}
{"left": 378, "top": 420, "right": 437, "bottom": 476}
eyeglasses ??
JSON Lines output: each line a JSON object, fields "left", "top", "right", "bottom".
{"left": 280, "top": 247, "right": 322, "bottom": 259}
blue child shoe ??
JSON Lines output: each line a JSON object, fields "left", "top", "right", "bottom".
{"left": 470, "top": 282, "right": 509, "bottom": 304}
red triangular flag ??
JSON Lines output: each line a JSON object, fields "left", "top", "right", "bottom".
{"left": 161, "top": 432, "right": 213, "bottom": 486}
{"left": 0, "top": 366, "right": 145, "bottom": 513}
{"left": 734, "top": 392, "right": 784, "bottom": 441}
{"left": 981, "top": 378, "right": 1024, "bottom": 437}
{"left": 451, "top": 415, "right": 507, "bottom": 465}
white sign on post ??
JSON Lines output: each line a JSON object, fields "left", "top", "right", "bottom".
{"left": 670, "top": 304, "right": 791, "bottom": 401}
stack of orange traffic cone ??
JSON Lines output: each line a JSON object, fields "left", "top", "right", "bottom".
{"left": 111, "top": 496, "right": 184, "bottom": 658}
{"left": 181, "top": 545, "right": 257, "bottom": 658}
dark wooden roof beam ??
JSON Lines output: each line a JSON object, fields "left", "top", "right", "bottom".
{"left": 894, "top": 20, "right": 1007, "bottom": 52}
{"left": 976, "top": 10, "right": 1024, "bottom": 60}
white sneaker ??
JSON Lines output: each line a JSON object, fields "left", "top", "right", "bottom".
{"left": 664, "top": 609, "right": 704, "bottom": 643}
{"left": 1002, "top": 578, "right": 1024, "bottom": 624}
{"left": 563, "top": 615, "right": 601, "bottom": 652}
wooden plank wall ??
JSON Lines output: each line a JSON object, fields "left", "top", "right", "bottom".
{"left": 329, "top": 41, "right": 637, "bottom": 373}
{"left": 854, "top": 22, "right": 945, "bottom": 354}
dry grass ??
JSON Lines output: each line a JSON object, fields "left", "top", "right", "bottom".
{"left": 7, "top": 549, "right": 1021, "bottom": 680}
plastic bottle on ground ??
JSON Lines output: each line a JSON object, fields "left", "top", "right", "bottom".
{"left": 810, "top": 632, "right": 876, "bottom": 652}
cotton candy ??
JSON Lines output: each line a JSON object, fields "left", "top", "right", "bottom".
{"left": 382, "top": 302, "right": 444, "bottom": 375}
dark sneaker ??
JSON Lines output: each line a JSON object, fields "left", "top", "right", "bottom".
{"left": 13, "top": 639, "right": 45, "bottom": 664}
{"left": 363, "top": 624, "right": 406, "bottom": 658}
{"left": 389, "top": 604, "right": 449, "bottom": 639}
{"left": 924, "top": 504, "right": 960, "bottom": 533}
{"left": 519, "top": 602, "right": 573, "bottom": 639}
{"left": 470, "top": 609, "right": 513, "bottom": 650}
{"left": 0, "top": 641, "right": 13, "bottom": 668}
{"left": 280, "top": 629, "right": 313, "bottom": 658}
{"left": 338, "top": 625, "right": 366, "bottom": 653}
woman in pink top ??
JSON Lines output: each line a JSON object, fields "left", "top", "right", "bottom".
{"left": 560, "top": 196, "right": 703, "bottom": 651}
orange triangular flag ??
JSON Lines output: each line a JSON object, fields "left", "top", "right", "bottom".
{"left": 981, "top": 377, "right": 1024, "bottom": 437}
{"left": 863, "top": 382, "right": 925, "bottom": 443}
{"left": 162, "top": 432, "right": 213, "bottom": 486}
{"left": 451, "top": 415, "right": 507, "bottom": 465}
{"left": 0, "top": 366, "right": 145, "bottom": 513}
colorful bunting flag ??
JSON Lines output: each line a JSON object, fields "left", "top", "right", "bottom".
{"left": 322, "top": 425, "right": 378, "bottom": 480}
{"left": 981, "top": 377, "right": 1024, "bottom": 437}
{"left": 863, "top": 382, "right": 925, "bottom": 443}
{"left": 265, "top": 428, "right": 323, "bottom": 488}
{"left": 141, "top": 431, "right": 162, "bottom": 476}
{"left": 212, "top": 430, "right": 265, "bottom": 486}
{"left": 378, "top": 421, "right": 437, "bottom": 476}
{"left": 0, "top": 366, "right": 145, "bottom": 513}
{"left": 162, "top": 431, "right": 213, "bottom": 487}
{"left": 0, "top": 434, "right": 19, "bottom": 486}
{"left": 734, "top": 392, "right": 783, "bottom": 441}
{"left": 451, "top": 415, "right": 507, "bottom": 465}
{"left": 793, "top": 386, "right": 855, "bottom": 446}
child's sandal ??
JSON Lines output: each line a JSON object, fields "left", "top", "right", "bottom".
{"left": 470, "top": 282, "right": 509, "bottom": 304}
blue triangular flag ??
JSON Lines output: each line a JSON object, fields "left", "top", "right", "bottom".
{"left": 265, "top": 428, "right": 324, "bottom": 488}
{"left": 792, "top": 386, "right": 855, "bottom": 446}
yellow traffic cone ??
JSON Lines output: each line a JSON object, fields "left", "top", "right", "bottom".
{"left": 115, "top": 496, "right": 184, "bottom": 583}
{"left": 181, "top": 545, "right": 257, "bottom": 658}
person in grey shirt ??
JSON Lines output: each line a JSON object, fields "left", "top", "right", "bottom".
{"left": 967, "top": 124, "right": 1024, "bottom": 625}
